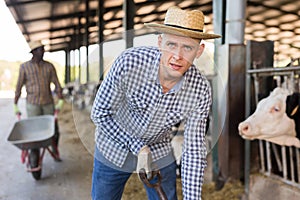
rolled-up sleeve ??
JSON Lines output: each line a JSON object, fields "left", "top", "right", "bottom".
{"left": 15, "top": 64, "right": 26, "bottom": 103}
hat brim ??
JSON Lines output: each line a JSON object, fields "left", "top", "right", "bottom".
{"left": 29, "top": 45, "right": 44, "bottom": 53}
{"left": 145, "top": 23, "right": 221, "bottom": 40}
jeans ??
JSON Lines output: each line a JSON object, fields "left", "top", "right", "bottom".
{"left": 91, "top": 147, "right": 178, "bottom": 200}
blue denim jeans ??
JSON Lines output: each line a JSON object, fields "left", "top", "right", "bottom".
{"left": 91, "top": 147, "right": 178, "bottom": 200}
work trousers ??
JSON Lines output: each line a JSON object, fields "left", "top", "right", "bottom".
{"left": 91, "top": 146, "right": 178, "bottom": 200}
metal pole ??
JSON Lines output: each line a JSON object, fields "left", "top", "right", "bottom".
{"left": 78, "top": 16, "right": 82, "bottom": 83}
{"left": 64, "top": 50, "right": 68, "bottom": 84}
{"left": 64, "top": 49, "right": 71, "bottom": 84}
{"left": 85, "top": 0, "right": 90, "bottom": 82}
{"left": 244, "top": 29, "right": 252, "bottom": 199}
{"left": 212, "top": 0, "right": 225, "bottom": 182}
{"left": 225, "top": 0, "right": 246, "bottom": 44}
{"left": 98, "top": 0, "right": 104, "bottom": 80}
{"left": 123, "top": 0, "right": 135, "bottom": 48}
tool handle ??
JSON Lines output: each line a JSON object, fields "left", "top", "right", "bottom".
{"left": 154, "top": 186, "right": 167, "bottom": 200}
{"left": 138, "top": 169, "right": 168, "bottom": 200}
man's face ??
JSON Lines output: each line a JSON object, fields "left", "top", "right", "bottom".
{"left": 32, "top": 46, "right": 45, "bottom": 58}
{"left": 158, "top": 34, "right": 204, "bottom": 78}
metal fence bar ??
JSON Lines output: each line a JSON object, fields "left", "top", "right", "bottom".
{"left": 297, "top": 149, "right": 300, "bottom": 182}
{"left": 252, "top": 70, "right": 267, "bottom": 173}
{"left": 266, "top": 142, "right": 272, "bottom": 175}
{"left": 290, "top": 147, "right": 295, "bottom": 182}
{"left": 282, "top": 146, "right": 288, "bottom": 179}
{"left": 247, "top": 66, "right": 300, "bottom": 75}
{"left": 271, "top": 144, "right": 282, "bottom": 172}
{"left": 259, "top": 141, "right": 265, "bottom": 172}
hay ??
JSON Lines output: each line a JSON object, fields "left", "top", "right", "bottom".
{"left": 59, "top": 102, "right": 244, "bottom": 200}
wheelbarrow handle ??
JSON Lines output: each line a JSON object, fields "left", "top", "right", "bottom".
{"left": 16, "top": 112, "right": 21, "bottom": 120}
{"left": 139, "top": 168, "right": 168, "bottom": 200}
{"left": 54, "top": 109, "right": 59, "bottom": 119}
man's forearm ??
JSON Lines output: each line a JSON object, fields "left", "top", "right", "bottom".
{"left": 14, "top": 94, "right": 20, "bottom": 104}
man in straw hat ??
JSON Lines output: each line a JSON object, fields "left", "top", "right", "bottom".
{"left": 91, "top": 6, "right": 221, "bottom": 200}
{"left": 14, "top": 40, "right": 64, "bottom": 161}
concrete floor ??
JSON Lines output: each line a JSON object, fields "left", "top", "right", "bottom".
{"left": 0, "top": 95, "right": 93, "bottom": 200}
{"left": 0, "top": 92, "right": 228, "bottom": 200}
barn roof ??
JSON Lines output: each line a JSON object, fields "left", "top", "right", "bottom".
{"left": 4, "top": 0, "right": 300, "bottom": 61}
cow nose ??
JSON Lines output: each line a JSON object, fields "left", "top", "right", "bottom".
{"left": 239, "top": 122, "right": 250, "bottom": 135}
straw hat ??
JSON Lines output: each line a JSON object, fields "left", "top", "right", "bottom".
{"left": 28, "top": 40, "right": 44, "bottom": 52}
{"left": 145, "top": 6, "right": 221, "bottom": 40}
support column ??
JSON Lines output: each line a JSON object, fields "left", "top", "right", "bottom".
{"left": 216, "top": 0, "right": 247, "bottom": 186}
{"left": 225, "top": 0, "right": 246, "bottom": 44}
{"left": 123, "top": 0, "right": 135, "bottom": 48}
{"left": 98, "top": 0, "right": 104, "bottom": 80}
{"left": 85, "top": 0, "right": 90, "bottom": 82}
{"left": 64, "top": 49, "right": 71, "bottom": 84}
{"left": 212, "top": 0, "right": 225, "bottom": 183}
{"left": 77, "top": 16, "right": 82, "bottom": 83}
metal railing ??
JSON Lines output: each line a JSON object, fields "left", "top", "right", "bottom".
{"left": 245, "top": 65, "right": 300, "bottom": 191}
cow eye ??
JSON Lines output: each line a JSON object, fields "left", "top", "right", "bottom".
{"left": 274, "top": 106, "right": 280, "bottom": 112}
{"left": 270, "top": 106, "right": 280, "bottom": 113}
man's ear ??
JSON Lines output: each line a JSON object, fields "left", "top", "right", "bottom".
{"left": 196, "top": 43, "right": 205, "bottom": 58}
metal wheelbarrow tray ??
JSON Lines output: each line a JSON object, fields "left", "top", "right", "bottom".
{"left": 7, "top": 115, "right": 55, "bottom": 150}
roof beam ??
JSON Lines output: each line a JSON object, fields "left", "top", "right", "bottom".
{"left": 247, "top": 0, "right": 299, "bottom": 17}
{"left": 15, "top": 10, "right": 96, "bottom": 24}
{"left": 5, "top": 0, "right": 76, "bottom": 7}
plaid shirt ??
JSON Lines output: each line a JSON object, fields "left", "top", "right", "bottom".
{"left": 15, "top": 60, "right": 62, "bottom": 105}
{"left": 91, "top": 46, "right": 211, "bottom": 199}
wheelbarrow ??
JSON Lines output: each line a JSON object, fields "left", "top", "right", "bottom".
{"left": 7, "top": 114, "right": 60, "bottom": 180}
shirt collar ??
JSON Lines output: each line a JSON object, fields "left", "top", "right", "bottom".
{"left": 158, "top": 76, "right": 184, "bottom": 93}
{"left": 30, "top": 59, "right": 44, "bottom": 65}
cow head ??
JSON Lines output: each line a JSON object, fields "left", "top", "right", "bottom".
{"left": 238, "top": 87, "right": 300, "bottom": 147}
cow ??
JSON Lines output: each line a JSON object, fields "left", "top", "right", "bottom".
{"left": 238, "top": 87, "right": 300, "bottom": 148}
{"left": 286, "top": 92, "right": 300, "bottom": 140}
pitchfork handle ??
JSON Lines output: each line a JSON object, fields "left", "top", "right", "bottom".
{"left": 153, "top": 185, "right": 168, "bottom": 200}
{"left": 138, "top": 169, "right": 167, "bottom": 200}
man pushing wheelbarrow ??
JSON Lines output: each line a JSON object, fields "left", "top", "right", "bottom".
{"left": 90, "top": 6, "right": 221, "bottom": 200}
{"left": 12, "top": 40, "right": 64, "bottom": 179}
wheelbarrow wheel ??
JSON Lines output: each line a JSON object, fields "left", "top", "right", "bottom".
{"left": 29, "top": 149, "right": 41, "bottom": 180}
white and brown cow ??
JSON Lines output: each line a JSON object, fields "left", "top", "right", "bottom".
{"left": 238, "top": 87, "right": 300, "bottom": 148}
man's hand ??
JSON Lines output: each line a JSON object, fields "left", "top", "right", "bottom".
{"left": 136, "top": 145, "right": 152, "bottom": 179}
{"left": 55, "top": 99, "right": 64, "bottom": 111}
{"left": 13, "top": 104, "right": 21, "bottom": 115}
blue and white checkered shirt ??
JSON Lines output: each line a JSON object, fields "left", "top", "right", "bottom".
{"left": 91, "top": 46, "right": 211, "bottom": 199}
